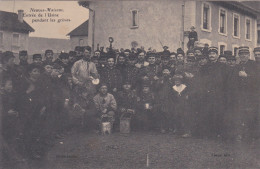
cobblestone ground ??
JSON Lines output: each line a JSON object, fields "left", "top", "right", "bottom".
{"left": 3, "top": 131, "right": 260, "bottom": 169}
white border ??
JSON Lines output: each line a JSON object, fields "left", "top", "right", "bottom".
{"left": 232, "top": 13, "right": 240, "bottom": 39}
{"left": 201, "top": 2, "right": 212, "bottom": 32}
{"left": 218, "top": 7, "right": 227, "bottom": 36}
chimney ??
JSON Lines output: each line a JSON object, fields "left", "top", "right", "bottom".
{"left": 18, "top": 10, "right": 24, "bottom": 23}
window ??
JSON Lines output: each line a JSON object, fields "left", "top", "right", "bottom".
{"left": 232, "top": 44, "right": 239, "bottom": 56}
{"left": 220, "top": 45, "right": 225, "bottom": 54}
{"left": 0, "top": 32, "right": 3, "bottom": 46}
{"left": 218, "top": 42, "right": 227, "bottom": 55}
{"left": 79, "top": 39, "right": 84, "bottom": 46}
{"left": 233, "top": 13, "right": 240, "bottom": 38}
{"left": 202, "top": 3, "right": 211, "bottom": 31}
{"left": 234, "top": 47, "right": 238, "bottom": 56}
{"left": 219, "top": 8, "right": 227, "bottom": 35}
{"left": 245, "top": 18, "right": 251, "bottom": 40}
{"left": 12, "top": 33, "right": 20, "bottom": 46}
{"left": 258, "top": 30, "right": 260, "bottom": 44}
{"left": 131, "top": 10, "right": 139, "bottom": 28}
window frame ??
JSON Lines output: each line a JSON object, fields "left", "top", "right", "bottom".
{"left": 218, "top": 7, "right": 227, "bottom": 36}
{"left": 130, "top": 9, "right": 139, "bottom": 29}
{"left": 232, "top": 44, "right": 239, "bottom": 56}
{"left": 232, "top": 13, "right": 240, "bottom": 39}
{"left": 245, "top": 17, "right": 252, "bottom": 41}
{"left": 79, "top": 39, "right": 84, "bottom": 46}
{"left": 0, "top": 31, "right": 3, "bottom": 46}
{"left": 201, "top": 2, "right": 212, "bottom": 32}
{"left": 218, "top": 42, "right": 227, "bottom": 55}
{"left": 12, "top": 33, "right": 20, "bottom": 47}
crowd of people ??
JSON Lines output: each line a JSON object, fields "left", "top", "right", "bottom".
{"left": 1, "top": 42, "right": 260, "bottom": 161}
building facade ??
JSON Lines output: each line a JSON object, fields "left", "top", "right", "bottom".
{"left": 86, "top": 1, "right": 258, "bottom": 56}
{"left": 67, "top": 20, "right": 89, "bottom": 50}
{"left": 0, "top": 10, "right": 34, "bottom": 54}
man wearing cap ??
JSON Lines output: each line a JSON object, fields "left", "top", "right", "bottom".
{"left": 32, "top": 54, "right": 43, "bottom": 65}
{"left": 230, "top": 46, "right": 258, "bottom": 141}
{"left": 100, "top": 54, "right": 122, "bottom": 94}
{"left": 71, "top": 47, "right": 99, "bottom": 97}
{"left": 197, "top": 47, "right": 226, "bottom": 138}
{"left": 123, "top": 53, "right": 139, "bottom": 89}
{"left": 54, "top": 52, "right": 71, "bottom": 74}
{"left": 253, "top": 47, "right": 260, "bottom": 138}
{"left": 116, "top": 53, "right": 127, "bottom": 74}
{"left": 43, "top": 49, "right": 54, "bottom": 65}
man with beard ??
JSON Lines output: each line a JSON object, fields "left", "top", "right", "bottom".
{"left": 135, "top": 51, "right": 149, "bottom": 69}
{"left": 230, "top": 46, "right": 257, "bottom": 141}
{"left": 71, "top": 47, "right": 99, "bottom": 98}
{"left": 100, "top": 55, "right": 122, "bottom": 94}
{"left": 43, "top": 49, "right": 54, "bottom": 65}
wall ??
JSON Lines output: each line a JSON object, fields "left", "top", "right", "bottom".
{"left": 28, "top": 37, "right": 70, "bottom": 54}
{"left": 89, "top": 0, "right": 184, "bottom": 52}
{"left": 0, "top": 30, "right": 28, "bottom": 53}
{"left": 195, "top": 1, "right": 257, "bottom": 58}
{"left": 69, "top": 36, "right": 88, "bottom": 50}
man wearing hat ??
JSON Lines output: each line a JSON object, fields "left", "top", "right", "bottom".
{"left": 32, "top": 54, "right": 43, "bottom": 65}
{"left": 54, "top": 52, "right": 71, "bottom": 74}
{"left": 74, "top": 46, "right": 84, "bottom": 61}
{"left": 253, "top": 47, "right": 260, "bottom": 138}
{"left": 100, "top": 54, "right": 122, "bottom": 94}
{"left": 116, "top": 53, "right": 127, "bottom": 74}
{"left": 197, "top": 46, "right": 226, "bottom": 138}
{"left": 71, "top": 46, "right": 99, "bottom": 97}
{"left": 43, "top": 49, "right": 54, "bottom": 65}
{"left": 123, "top": 53, "right": 139, "bottom": 89}
{"left": 230, "top": 46, "right": 258, "bottom": 141}
{"left": 188, "top": 26, "right": 198, "bottom": 50}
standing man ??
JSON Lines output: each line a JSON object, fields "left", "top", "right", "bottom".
{"left": 71, "top": 47, "right": 99, "bottom": 97}
{"left": 187, "top": 26, "right": 198, "bottom": 50}
{"left": 43, "top": 49, "right": 54, "bottom": 65}
{"left": 231, "top": 46, "right": 257, "bottom": 141}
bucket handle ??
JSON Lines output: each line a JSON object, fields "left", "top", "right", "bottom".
{"left": 120, "top": 111, "right": 133, "bottom": 120}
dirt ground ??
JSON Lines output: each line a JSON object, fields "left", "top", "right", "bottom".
{"left": 3, "top": 130, "right": 260, "bottom": 169}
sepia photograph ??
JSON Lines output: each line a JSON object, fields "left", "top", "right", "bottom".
{"left": 0, "top": 0, "right": 260, "bottom": 168}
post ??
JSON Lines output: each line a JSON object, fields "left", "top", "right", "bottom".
{"left": 92, "top": 10, "right": 95, "bottom": 55}
{"left": 181, "top": 2, "right": 185, "bottom": 49}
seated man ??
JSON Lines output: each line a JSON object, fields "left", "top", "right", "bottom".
{"left": 93, "top": 84, "right": 117, "bottom": 131}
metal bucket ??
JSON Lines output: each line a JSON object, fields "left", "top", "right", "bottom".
{"left": 101, "top": 122, "right": 112, "bottom": 135}
{"left": 120, "top": 112, "right": 132, "bottom": 133}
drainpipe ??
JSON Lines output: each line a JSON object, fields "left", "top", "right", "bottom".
{"left": 85, "top": 6, "right": 95, "bottom": 55}
{"left": 181, "top": 1, "right": 185, "bottom": 49}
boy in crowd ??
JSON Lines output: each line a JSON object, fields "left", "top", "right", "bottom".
{"left": 93, "top": 84, "right": 117, "bottom": 132}
{"left": 43, "top": 49, "right": 54, "bottom": 65}
{"left": 117, "top": 81, "right": 137, "bottom": 130}
{"left": 135, "top": 83, "right": 156, "bottom": 131}
{"left": 32, "top": 54, "right": 43, "bottom": 65}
